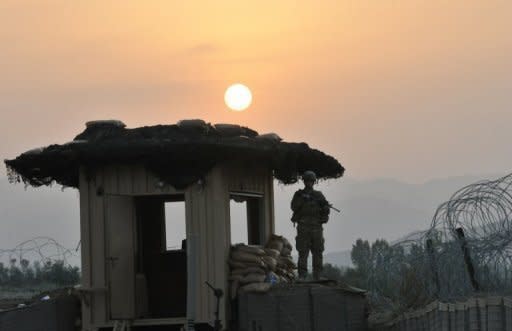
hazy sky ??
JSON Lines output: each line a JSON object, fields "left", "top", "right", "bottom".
{"left": 1, "top": 1, "right": 512, "bottom": 258}
{"left": 1, "top": 0, "right": 511, "bottom": 182}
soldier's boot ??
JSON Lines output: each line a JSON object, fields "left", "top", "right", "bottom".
{"left": 312, "top": 251, "right": 323, "bottom": 280}
{"left": 298, "top": 251, "right": 309, "bottom": 279}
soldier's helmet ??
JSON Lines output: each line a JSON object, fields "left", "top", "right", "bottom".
{"left": 302, "top": 170, "right": 317, "bottom": 182}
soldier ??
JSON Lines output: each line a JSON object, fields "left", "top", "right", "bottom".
{"left": 291, "top": 170, "right": 330, "bottom": 280}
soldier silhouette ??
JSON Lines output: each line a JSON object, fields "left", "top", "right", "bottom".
{"left": 291, "top": 171, "right": 330, "bottom": 280}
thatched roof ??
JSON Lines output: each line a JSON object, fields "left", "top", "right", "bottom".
{"left": 4, "top": 120, "right": 344, "bottom": 189}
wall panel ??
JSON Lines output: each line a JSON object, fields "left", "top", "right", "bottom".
{"left": 90, "top": 169, "right": 107, "bottom": 323}
{"left": 79, "top": 168, "right": 92, "bottom": 330}
{"left": 78, "top": 163, "right": 275, "bottom": 329}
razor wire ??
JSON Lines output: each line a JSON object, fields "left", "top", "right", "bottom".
{"left": 0, "top": 237, "right": 77, "bottom": 267}
{"left": 361, "top": 173, "right": 512, "bottom": 313}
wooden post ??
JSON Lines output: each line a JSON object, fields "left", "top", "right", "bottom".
{"left": 455, "top": 227, "right": 480, "bottom": 292}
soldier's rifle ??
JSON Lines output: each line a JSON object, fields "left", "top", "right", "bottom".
{"left": 301, "top": 192, "right": 341, "bottom": 213}
{"left": 328, "top": 204, "right": 341, "bottom": 213}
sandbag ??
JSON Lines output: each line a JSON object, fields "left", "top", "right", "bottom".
{"left": 232, "top": 244, "right": 266, "bottom": 256}
{"left": 275, "top": 268, "right": 293, "bottom": 277}
{"left": 281, "top": 247, "right": 293, "bottom": 256}
{"left": 177, "top": 119, "right": 208, "bottom": 130}
{"left": 268, "top": 234, "right": 284, "bottom": 241}
{"left": 275, "top": 268, "right": 285, "bottom": 275}
{"left": 275, "top": 269, "right": 294, "bottom": 282}
{"left": 214, "top": 123, "right": 242, "bottom": 135}
{"left": 228, "top": 260, "right": 247, "bottom": 269}
{"left": 229, "top": 235, "right": 295, "bottom": 289}
{"left": 280, "top": 255, "right": 295, "bottom": 263}
{"left": 244, "top": 260, "right": 266, "bottom": 269}
{"left": 261, "top": 256, "right": 277, "bottom": 271}
{"left": 239, "top": 282, "right": 271, "bottom": 294}
{"left": 263, "top": 248, "right": 280, "bottom": 259}
{"left": 254, "top": 133, "right": 282, "bottom": 142}
{"left": 282, "top": 237, "right": 293, "bottom": 251}
{"left": 231, "top": 250, "right": 263, "bottom": 264}
{"left": 280, "top": 265, "right": 297, "bottom": 271}
{"left": 244, "top": 266, "right": 266, "bottom": 275}
{"left": 231, "top": 268, "right": 248, "bottom": 276}
{"left": 240, "top": 273, "right": 266, "bottom": 285}
{"left": 231, "top": 266, "right": 266, "bottom": 276}
{"left": 266, "top": 239, "right": 283, "bottom": 252}
{"left": 229, "top": 259, "right": 265, "bottom": 269}
{"left": 228, "top": 274, "right": 244, "bottom": 282}
{"left": 213, "top": 124, "right": 258, "bottom": 138}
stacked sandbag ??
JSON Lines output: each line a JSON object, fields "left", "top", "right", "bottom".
{"left": 228, "top": 235, "right": 297, "bottom": 299}
{"left": 265, "top": 234, "right": 297, "bottom": 283}
{"left": 228, "top": 244, "right": 271, "bottom": 299}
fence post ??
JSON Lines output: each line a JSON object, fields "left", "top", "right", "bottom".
{"left": 455, "top": 228, "right": 480, "bottom": 292}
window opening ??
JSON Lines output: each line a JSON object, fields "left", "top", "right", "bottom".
{"left": 164, "top": 200, "right": 186, "bottom": 251}
{"left": 230, "top": 197, "right": 248, "bottom": 244}
{"left": 230, "top": 192, "right": 264, "bottom": 245}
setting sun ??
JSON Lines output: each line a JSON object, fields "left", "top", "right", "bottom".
{"left": 224, "top": 84, "right": 252, "bottom": 111}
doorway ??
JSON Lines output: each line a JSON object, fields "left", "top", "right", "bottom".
{"left": 135, "top": 195, "right": 187, "bottom": 318}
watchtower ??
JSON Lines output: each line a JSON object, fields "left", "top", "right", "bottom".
{"left": 5, "top": 119, "right": 343, "bottom": 330}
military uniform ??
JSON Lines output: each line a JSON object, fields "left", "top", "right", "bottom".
{"left": 291, "top": 187, "right": 330, "bottom": 279}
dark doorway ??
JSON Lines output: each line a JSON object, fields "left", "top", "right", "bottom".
{"left": 135, "top": 195, "right": 187, "bottom": 318}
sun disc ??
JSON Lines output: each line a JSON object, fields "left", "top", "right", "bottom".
{"left": 225, "top": 84, "right": 252, "bottom": 111}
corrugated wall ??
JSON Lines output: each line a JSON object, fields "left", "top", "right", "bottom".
{"left": 79, "top": 163, "right": 276, "bottom": 329}
{"left": 186, "top": 163, "right": 275, "bottom": 326}
{"left": 79, "top": 165, "right": 187, "bottom": 329}
{"left": 185, "top": 166, "right": 228, "bottom": 324}
{"left": 79, "top": 167, "right": 107, "bottom": 330}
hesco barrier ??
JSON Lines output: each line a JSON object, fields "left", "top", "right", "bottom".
{"left": 373, "top": 297, "right": 512, "bottom": 331}
{"left": 0, "top": 295, "right": 80, "bottom": 331}
{"left": 237, "top": 283, "right": 368, "bottom": 331}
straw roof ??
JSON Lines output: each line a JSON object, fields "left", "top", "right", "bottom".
{"left": 5, "top": 120, "right": 344, "bottom": 189}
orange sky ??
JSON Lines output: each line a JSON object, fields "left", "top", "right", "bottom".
{"left": 1, "top": 1, "right": 511, "bottom": 181}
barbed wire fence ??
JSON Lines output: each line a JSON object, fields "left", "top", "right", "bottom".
{"left": 362, "top": 173, "right": 512, "bottom": 314}
{"left": 0, "top": 237, "right": 78, "bottom": 267}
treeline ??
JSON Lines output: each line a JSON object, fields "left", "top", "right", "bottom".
{"left": 321, "top": 238, "right": 432, "bottom": 311}
{"left": 321, "top": 238, "right": 401, "bottom": 289}
{"left": 0, "top": 259, "right": 80, "bottom": 287}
